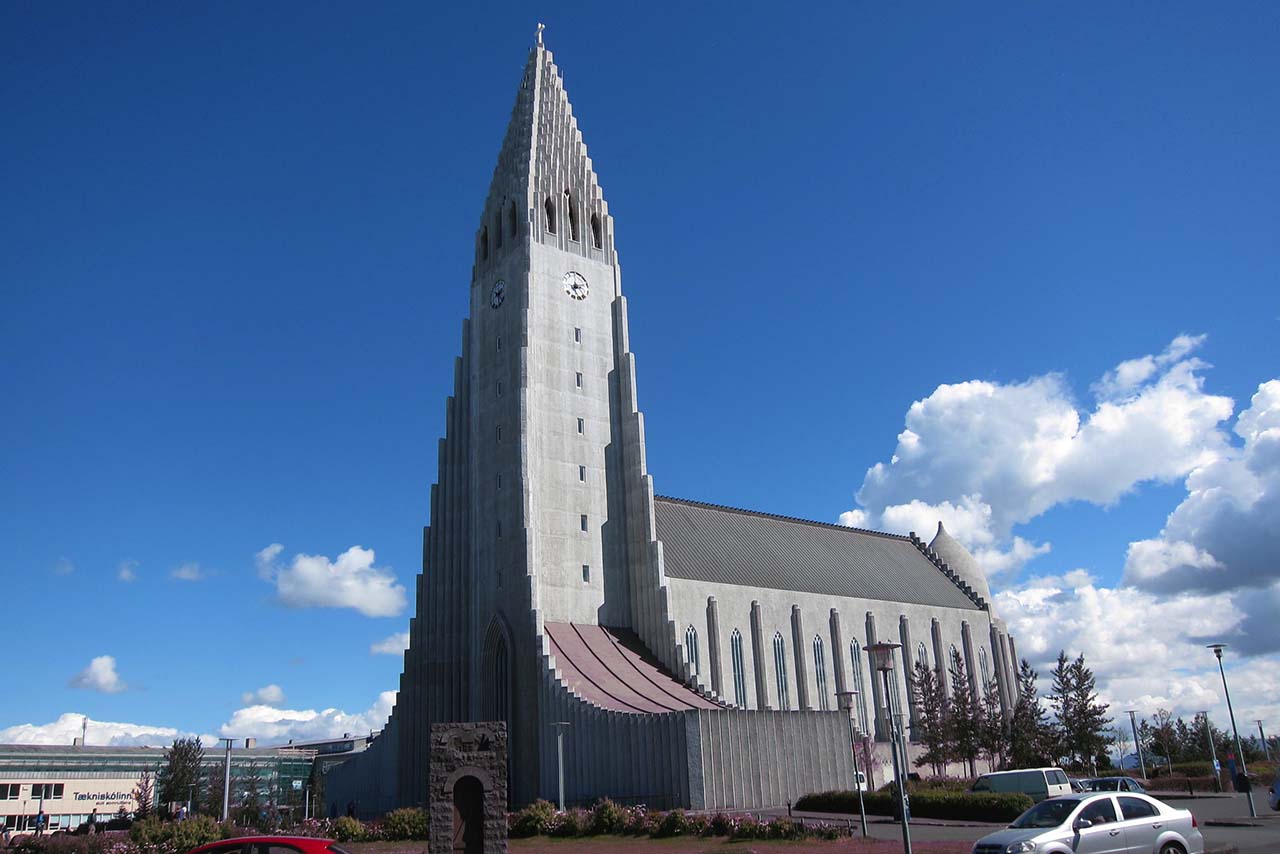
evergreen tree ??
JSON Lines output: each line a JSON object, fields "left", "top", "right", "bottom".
{"left": 132, "top": 769, "right": 155, "bottom": 819}
{"left": 947, "top": 649, "right": 980, "bottom": 776}
{"left": 1067, "top": 653, "right": 1111, "bottom": 768}
{"left": 1010, "top": 659, "right": 1055, "bottom": 768}
{"left": 158, "top": 737, "right": 205, "bottom": 813}
{"left": 203, "top": 766, "right": 226, "bottom": 818}
{"left": 909, "top": 659, "right": 950, "bottom": 775}
{"left": 1047, "top": 651, "right": 1074, "bottom": 764}
{"left": 978, "top": 678, "right": 1007, "bottom": 771}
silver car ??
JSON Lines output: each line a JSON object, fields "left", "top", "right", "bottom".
{"left": 972, "top": 792, "right": 1203, "bottom": 854}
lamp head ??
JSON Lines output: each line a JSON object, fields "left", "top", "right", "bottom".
{"left": 1206, "top": 643, "right": 1227, "bottom": 660}
{"left": 836, "top": 690, "right": 858, "bottom": 712}
{"left": 865, "top": 641, "right": 902, "bottom": 673}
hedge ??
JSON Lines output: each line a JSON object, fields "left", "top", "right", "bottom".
{"left": 506, "top": 799, "right": 844, "bottom": 841}
{"left": 796, "top": 789, "right": 1034, "bottom": 823}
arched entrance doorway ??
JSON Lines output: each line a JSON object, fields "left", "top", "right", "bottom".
{"left": 451, "top": 775, "right": 484, "bottom": 853}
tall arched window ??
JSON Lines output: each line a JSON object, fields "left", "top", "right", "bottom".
{"left": 494, "top": 212, "right": 503, "bottom": 249}
{"left": 949, "top": 644, "right": 961, "bottom": 677}
{"left": 813, "top": 635, "right": 829, "bottom": 710}
{"left": 917, "top": 641, "right": 929, "bottom": 672}
{"left": 849, "top": 640, "right": 870, "bottom": 734}
{"left": 979, "top": 646, "right": 991, "bottom": 687}
{"left": 773, "top": 632, "right": 790, "bottom": 710}
{"left": 590, "top": 212, "right": 602, "bottom": 248}
{"left": 544, "top": 197, "right": 557, "bottom": 234}
{"left": 508, "top": 201, "right": 518, "bottom": 238}
{"left": 730, "top": 629, "right": 747, "bottom": 707}
{"left": 566, "top": 190, "right": 579, "bottom": 241}
{"left": 480, "top": 226, "right": 489, "bottom": 260}
{"left": 493, "top": 634, "right": 509, "bottom": 724}
{"left": 684, "top": 625, "right": 699, "bottom": 677}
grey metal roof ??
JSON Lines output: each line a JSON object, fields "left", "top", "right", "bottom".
{"left": 654, "top": 497, "right": 981, "bottom": 611}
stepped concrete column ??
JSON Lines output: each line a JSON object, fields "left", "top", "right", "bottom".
{"left": 706, "top": 597, "right": 723, "bottom": 698}
{"left": 791, "top": 605, "right": 811, "bottom": 711}
{"left": 898, "top": 616, "right": 919, "bottom": 737}
{"left": 750, "top": 601, "right": 769, "bottom": 709}
{"left": 961, "top": 621, "right": 979, "bottom": 699}
{"left": 866, "top": 612, "right": 888, "bottom": 741}
{"left": 829, "top": 609, "right": 847, "bottom": 697}
{"left": 931, "top": 618, "right": 948, "bottom": 699}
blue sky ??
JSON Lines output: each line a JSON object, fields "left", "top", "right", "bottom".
{"left": 3, "top": 2, "right": 1278, "bottom": 745}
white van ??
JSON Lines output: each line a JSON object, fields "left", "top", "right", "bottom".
{"left": 970, "top": 768, "right": 1072, "bottom": 802}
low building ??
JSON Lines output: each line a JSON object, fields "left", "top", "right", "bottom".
{"left": 0, "top": 743, "right": 314, "bottom": 832}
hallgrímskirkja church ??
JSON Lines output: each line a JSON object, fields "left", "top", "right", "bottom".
{"left": 328, "top": 34, "right": 1017, "bottom": 814}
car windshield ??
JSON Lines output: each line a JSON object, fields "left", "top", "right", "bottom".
{"left": 1087, "top": 779, "right": 1119, "bottom": 791}
{"left": 1011, "top": 799, "right": 1078, "bottom": 829}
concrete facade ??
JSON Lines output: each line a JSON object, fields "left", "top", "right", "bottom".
{"left": 326, "top": 35, "right": 1018, "bottom": 817}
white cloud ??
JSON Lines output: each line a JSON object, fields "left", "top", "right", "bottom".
{"left": 118, "top": 560, "right": 139, "bottom": 583}
{"left": 171, "top": 562, "right": 204, "bottom": 582}
{"left": 0, "top": 713, "right": 198, "bottom": 747}
{"left": 69, "top": 656, "right": 127, "bottom": 694}
{"left": 53, "top": 557, "right": 75, "bottom": 576}
{"left": 370, "top": 632, "right": 411, "bottom": 656}
{"left": 842, "top": 335, "right": 1234, "bottom": 578}
{"left": 995, "top": 571, "right": 1280, "bottom": 727}
{"left": 240, "top": 684, "right": 286, "bottom": 706}
{"left": 218, "top": 691, "right": 396, "bottom": 744}
{"left": 256, "top": 543, "right": 406, "bottom": 618}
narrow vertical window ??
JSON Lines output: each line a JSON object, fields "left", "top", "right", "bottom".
{"left": 578, "top": 465, "right": 586, "bottom": 482}
{"left": 544, "top": 197, "right": 556, "bottom": 234}
{"left": 566, "top": 190, "right": 579, "bottom": 241}
{"left": 508, "top": 201, "right": 518, "bottom": 238}
{"left": 496, "top": 425, "right": 502, "bottom": 443}
{"left": 496, "top": 336, "right": 502, "bottom": 352}
{"left": 582, "top": 564, "right": 590, "bottom": 582}
{"left": 685, "top": 625, "right": 700, "bottom": 677}
{"left": 574, "top": 327, "right": 582, "bottom": 343}
{"left": 773, "top": 632, "right": 790, "bottom": 710}
{"left": 497, "top": 473, "right": 502, "bottom": 490}
{"left": 497, "top": 381, "right": 503, "bottom": 398}
{"left": 480, "top": 227, "right": 489, "bottom": 260}
{"left": 494, "top": 212, "right": 502, "bottom": 249}
{"left": 813, "top": 635, "right": 829, "bottom": 711}
{"left": 575, "top": 372, "right": 583, "bottom": 388}
{"left": 730, "top": 629, "right": 747, "bottom": 707}
{"left": 496, "top": 520, "right": 502, "bottom": 539}
{"left": 917, "top": 641, "right": 929, "bottom": 671}
{"left": 590, "top": 212, "right": 602, "bottom": 249}
{"left": 850, "top": 640, "right": 870, "bottom": 733}
{"left": 979, "top": 646, "right": 991, "bottom": 687}
{"left": 580, "top": 514, "right": 588, "bottom": 532}
{"left": 577, "top": 417, "right": 584, "bottom": 434}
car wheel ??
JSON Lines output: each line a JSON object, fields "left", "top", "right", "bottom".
{"left": 1158, "top": 844, "right": 1185, "bottom": 854}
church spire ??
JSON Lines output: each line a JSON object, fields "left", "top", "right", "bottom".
{"left": 476, "top": 34, "right": 614, "bottom": 268}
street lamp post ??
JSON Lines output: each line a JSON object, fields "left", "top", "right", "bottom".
{"left": 866, "top": 641, "right": 911, "bottom": 854}
{"left": 219, "top": 738, "right": 234, "bottom": 822}
{"left": 1256, "top": 721, "right": 1271, "bottom": 763}
{"left": 551, "top": 722, "right": 571, "bottom": 811}
{"left": 1200, "top": 711, "right": 1222, "bottom": 793}
{"left": 1125, "top": 710, "right": 1147, "bottom": 779}
{"left": 836, "top": 690, "right": 869, "bottom": 837}
{"left": 1207, "top": 644, "right": 1256, "bottom": 819}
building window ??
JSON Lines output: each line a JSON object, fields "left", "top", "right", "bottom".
{"left": 574, "top": 327, "right": 581, "bottom": 343}
{"left": 590, "top": 212, "right": 602, "bottom": 248}
{"left": 497, "top": 380, "right": 503, "bottom": 397}
{"left": 580, "top": 514, "right": 588, "bottom": 532}
{"left": 582, "top": 564, "right": 590, "bottom": 582}
{"left": 497, "top": 336, "right": 502, "bottom": 352}
{"left": 773, "top": 632, "right": 790, "bottom": 710}
{"left": 496, "top": 425, "right": 502, "bottom": 443}
{"left": 575, "top": 372, "right": 583, "bottom": 388}
{"left": 566, "top": 190, "right": 580, "bottom": 241}
{"left": 496, "top": 520, "right": 502, "bottom": 539}
{"left": 497, "top": 473, "right": 502, "bottom": 490}
{"left": 730, "top": 629, "right": 747, "bottom": 707}
{"left": 480, "top": 227, "right": 489, "bottom": 260}
{"left": 850, "top": 641, "right": 870, "bottom": 734}
{"left": 577, "top": 417, "right": 584, "bottom": 434}
{"left": 949, "top": 644, "right": 961, "bottom": 676}
{"left": 544, "top": 197, "right": 556, "bottom": 234}
{"left": 578, "top": 465, "right": 586, "bottom": 482}
{"left": 508, "top": 201, "right": 518, "bottom": 238}
{"left": 979, "top": 646, "right": 991, "bottom": 687}
{"left": 917, "top": 641, "right": 929, "bottom": 671}
{"left": 685, "top": 625, "right": 700, "bottom": 677}
{"left": 814, "top": 635, "right": 830, "bottom": 710}
{"left": 494, "top": 212, "right": 503, "bottom": 249}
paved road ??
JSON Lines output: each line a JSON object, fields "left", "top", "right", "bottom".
{"left": 765, "top": 792, "right": 1280, "bottom": 853}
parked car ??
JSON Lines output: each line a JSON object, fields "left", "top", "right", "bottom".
{"left": 188, "top": 837, "right": 351, "bottom": 854}
{"left": 1069, "top": 777, "right": 1087, "bottom": 793}
{"left": 1082, "top": 776, "right": 1149, "bottom": 794}
{"left": 970, "top": 767, "right": 1073, "bottom": 802}
{"left": 972, "top": 792, "right": 1203, "bottom": 854}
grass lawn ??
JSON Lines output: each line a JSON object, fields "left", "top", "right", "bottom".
{"left": 347, "top": 837, "right": 973, "bottom": 854}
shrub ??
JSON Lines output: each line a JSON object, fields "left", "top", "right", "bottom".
{"left": 652, "top": 808, "right": 689, "bottom": 837}
{"left": 381, "top": 807, "right": 429, "bottom": 841}
{"left": 621, "top": 806, "right": 653, "bottom": 836}
{"left": 508, "top": 800, "right": 555, "bottom": 837}
{"left": 796, "top": 788, "right": 1032, "bottom": 823}
{"left": 331, "top": 816, "right": 365, "bottom": 842}
{"left": 729, "top": 815, "right": 763, "bottom": 839}
{"left": 548, "top": 808, "right": 586, "bottom": 837}
{"left": 766, "top": 817, "right": 795, "bottom": 839}
{"left": 129, "top": 815, "right": 223, "bottom": 850}
{"left": 587, "top": 799, "right": 627, "bottom": 835}
{"left": 707, "top": 813, "right": 733, "bottom": 836}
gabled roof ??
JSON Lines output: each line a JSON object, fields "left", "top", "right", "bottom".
{"left": 654, "top": 497, "right": 981, "bottom": 611}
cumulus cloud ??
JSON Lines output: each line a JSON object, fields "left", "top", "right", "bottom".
{"left": 0, "top": 713, "right": 199, "bottom": 747}
{"left": 841, "top": 335, "right": 1234, "bottom": 577}
{"left": 171, "top": 562, "right": 204, "bottom": 581}
{"left": 69, "top": 656, "right": 127, "bottom": 694}
{"left": 53, "top": 557, "right": 75, "bottom": 576}
{"left": 241, "top": 684, "right": 286, "bottom": 706}
{"left": 256, "top": 543, "right": 406, "bottom": 618}
{"left": 995, "top": 571, "right": 1279, "bottom": 726}
{"left": 370, "top": 631, "right": 411, "bottom": 656}
{"left": 218, "top": 691, "right": 396, "bottom": 743}
{"left": 118, "top": 560, "right": 139, "bottom": 582}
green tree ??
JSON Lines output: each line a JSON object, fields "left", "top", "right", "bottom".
{"left": 158, "top": 737, "right": 205, "bottom": 814}
{"left": 1048, "top": 651, "right": 1111, "bottom": 769}
{"left": 1010, "top": 659, "right": 1055, "bottom": 768}
{"left": 909, "top": 659, "right": 949, "bottom": 775}
{"left": 947, "top": 649, "right": 980, "bottom": 776}
{"left": 202, "top": 765, "right": 226, "bottom": 818}
{"left": 978, "top": 678, "right": 1007, "bottom": 771}
{"left": 133, "top": 768, "right": 155, "bottom": 819}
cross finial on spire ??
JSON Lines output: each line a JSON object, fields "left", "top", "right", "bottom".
{"left": 536, "top": 22, "right": 544, "bottom": 45}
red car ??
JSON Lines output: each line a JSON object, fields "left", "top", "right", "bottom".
{"left": 188, "top": 837, "right": 350, "bottom": 854}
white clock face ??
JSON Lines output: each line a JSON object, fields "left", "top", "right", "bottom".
{"left": 563, "top": 271, "right": 589, "bottom": 301}
{"left": 490, "top": 279, "right": 505, "bottom": 309}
